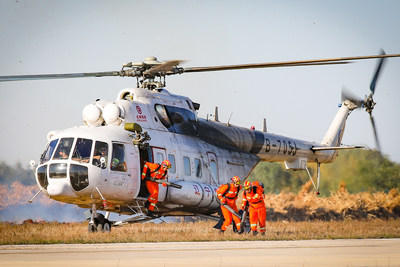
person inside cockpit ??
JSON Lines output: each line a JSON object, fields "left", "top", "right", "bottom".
{"left": 58, "top": 149, "right": 69, "bottom": 159}
{"left": 93, "top": 144, "right": 108, "bottom": 169}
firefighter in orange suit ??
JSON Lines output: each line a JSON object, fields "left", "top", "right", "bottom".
{"left": 216, "top": 176, "right": 242, "bottom": 233}
{"left": 241, "top": 180, "right": 266, "bottom": 235}
{"left": 141, "top": 160, "right": 171, "bottom": 215}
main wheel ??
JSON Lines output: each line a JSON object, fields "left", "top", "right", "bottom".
{"left": 102, "top": 222, "right": 111, "bottom": 232}
{"left": 88, "top": 223, "right": 97, "bottom": 233}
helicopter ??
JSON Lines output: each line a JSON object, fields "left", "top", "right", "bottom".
{"left": 1, "top": 51, "right": 399, "bottom": 232}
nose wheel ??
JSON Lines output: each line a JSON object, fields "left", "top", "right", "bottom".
{"left": 88, "top": 204, "right": 112, "bottom": 233}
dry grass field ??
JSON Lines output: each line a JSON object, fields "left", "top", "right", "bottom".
{"left": 264, "top": 181, "right": 400, "bottom": 221}
{"left": 1, "top": 182, "right": 400, "bottom": 245}
{"left": 2, "top": 182, "right": 400, "bottom": 245}
{"left": 1, "top": 219, "right": 400, "bottom": 245}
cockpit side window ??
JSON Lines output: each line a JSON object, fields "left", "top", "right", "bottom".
{"left": 40, "top": 139, "right": 59, "bottom": 164}
{"left": 92, "top": 141, "right": 108, "bottom": 169}
{"left": 53, "top": 138, "right": 74, "bottom": 160}
{"left": 111, "top": 143, "right": 127, "bottom": 172}
{"left": 165, "top": 105, "right": 198, "bottom": 136}
{"left": 155, "top": 104, "right": 198, "bottom": 136}
{"left": 72, "top": 138, "right": 93, "bottom": 163}
{"left": 155, "top": 104, "right": 172, "bottom": 129}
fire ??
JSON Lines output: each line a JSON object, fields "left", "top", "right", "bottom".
{"left": 0, "top": 181, "right": 56, "bottom": 210}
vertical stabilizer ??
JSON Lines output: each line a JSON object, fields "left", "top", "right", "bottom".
{"left": 321, "top": 100, "right": 358, "bottom": 147}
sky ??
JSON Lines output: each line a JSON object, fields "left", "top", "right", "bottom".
{"left": 0, "top": 0, "right": 400, "bottom": 166}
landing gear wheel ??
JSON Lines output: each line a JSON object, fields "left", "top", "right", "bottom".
{"left": 102, "top": 221, "right": 111, "bottom": 232}
{"left": 88, "top": 223, "right": 97, "bottom": 233}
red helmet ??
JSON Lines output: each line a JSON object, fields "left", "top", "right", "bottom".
{"left": 244, "top": 180, "right": 251, "bottom": 190}
{"left": 161, "top": 160, "right": 171, "bottom": 169}
{"left": 231, "top": 176, "right": 241, "bottom": 185}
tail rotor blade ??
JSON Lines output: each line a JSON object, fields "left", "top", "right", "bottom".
{"left": 369, "top": 114, "right": 381, "bottom": 152}
{"left": 369, "top": 49, "right": 386, "bottom": 95}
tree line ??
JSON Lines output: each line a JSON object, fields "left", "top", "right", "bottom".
{"left": 249, "top": 149, "right": 400, "bottom": 196}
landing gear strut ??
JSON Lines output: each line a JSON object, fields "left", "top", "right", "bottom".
{"left": 306, "top": 161, "right": 321, "bottom": 195}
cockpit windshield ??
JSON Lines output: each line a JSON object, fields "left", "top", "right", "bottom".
{"left": 40, "top": 139, "right": 59, "bottom": 164}
{"left": 72, "top": 138, "right": 93, "bottom": 163}
{"left": 53, "top": 137, "right": 74, "bottom": 160}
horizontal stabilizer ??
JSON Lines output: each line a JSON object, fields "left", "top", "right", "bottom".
{"left": 311, "top": 145, "right": 364, "bottom": 151}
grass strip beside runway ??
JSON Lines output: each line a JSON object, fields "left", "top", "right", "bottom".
{"left": 1, "top": 219, "right": 399, "bottom": 245}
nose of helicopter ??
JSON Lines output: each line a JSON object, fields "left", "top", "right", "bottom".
{"left": 47, "top": 179, "right": 78, "bottom": 198}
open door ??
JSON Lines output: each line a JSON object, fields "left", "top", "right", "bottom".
{"left": 152, "top": 147, "right": 167, "bottom": 202}
{"left": 138, "top": 145, "right": 152, "bottom": 198}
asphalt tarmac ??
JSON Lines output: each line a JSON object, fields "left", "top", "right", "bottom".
{"left": 1, "top": 239, "right": 399, "bottom": 267}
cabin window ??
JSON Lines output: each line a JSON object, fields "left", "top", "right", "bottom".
{"left": 92, "top": 141, "right": 108, "bottom": 169}
{"left": 155, "top": 152, "right": 164, "bottom": 164}
{"left": 194, "top": 158, "right": 202, "bottom": 178}
{"left": 168, "top": 154, "right": 176, "bottom": 174}
{"left": 72, "top": 138, "right": 92, "bottom": 163}
{"left": 210, "top": 160, "right": 218, "bottom": 182}
{"left": 183, "top": 156, "right": 191, "bottom": 176}
{"left": 41, "top": 139, "right": 59, "bottom": 164}
{"left": 155, "top": 104, "right": 172, "bottom": 128}
{"left": 53, "top": 138, "right": 74, "bottom": 160}
{"left": 111, "top": 143, "right": 127, "bottom": 172}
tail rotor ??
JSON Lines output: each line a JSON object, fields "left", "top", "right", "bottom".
{"left": 341, "top": 49, "right": 387, "bottom": 152}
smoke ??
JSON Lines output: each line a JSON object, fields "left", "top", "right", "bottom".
{"left": 0, "top": 181, "right": 86, "bottom": 222}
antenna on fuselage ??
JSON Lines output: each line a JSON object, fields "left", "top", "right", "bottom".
{"left": 214, "top": 106, "right": 219, "bottom": 122}
{"left": 263, "top": 118, "right": 267, "bottom": 132}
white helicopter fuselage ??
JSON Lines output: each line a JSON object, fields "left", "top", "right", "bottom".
{"left": 34, "top": 86, "right": 352, "bottom": 217}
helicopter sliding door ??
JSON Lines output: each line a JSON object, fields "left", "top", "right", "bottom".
{"left": 107, "top": 142, "right": 136, "bottom": 200}
{"left": 124, "top": 144, "right": 140, "bottom": 199}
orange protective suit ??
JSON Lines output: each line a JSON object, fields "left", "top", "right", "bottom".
{"left": 216, "top": 183, "right": 242, "bottom": 232}
{"left": 241, "top": 182, "right": 266, "bottom": 233}
{"left": 141, "top": 162, "right": 168, "bottom": 211}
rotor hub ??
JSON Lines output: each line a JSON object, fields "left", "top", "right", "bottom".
{"left": 364, "top": 95, "right": 376, "bottom": 114}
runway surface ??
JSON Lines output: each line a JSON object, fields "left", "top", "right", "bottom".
{"left": 1, "top": 239, "right": 400, "bottom": 266}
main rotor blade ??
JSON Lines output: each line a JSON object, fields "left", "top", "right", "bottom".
{"left": 369, "top": 49, "right": 386, "bottom": 95}
{"left": 182, "top": 53, "right": 400, "bottom": 74}
{"left": 144, "top": 60, "right": 184, "bottom": 76}
{"left": 0, "top": 71, "right": 122, "bottom": 82}
{"left": 369, "top": 114, "right": 381, "bottom": 152}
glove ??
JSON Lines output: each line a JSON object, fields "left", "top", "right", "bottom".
{"left": 162, "top": 182, "right": 167, "bottom": 187}
{"left": 220, "top": 198, "right": 226, "bottom": 204}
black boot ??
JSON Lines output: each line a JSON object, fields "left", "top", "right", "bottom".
{"left": 252, "top": 231, "right": 258, "bottom": 236}
{"left": 147, "top": 210, "right": 154, "bottom": 217}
